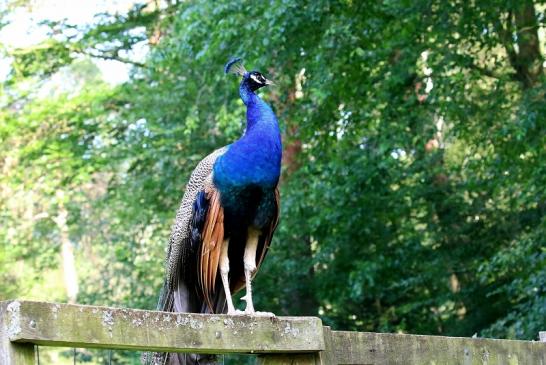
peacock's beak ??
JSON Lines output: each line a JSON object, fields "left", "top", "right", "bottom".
{"left": 265, "top": 78, "right": 275, "bottom": 86}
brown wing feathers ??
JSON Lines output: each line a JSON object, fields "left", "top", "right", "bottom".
{"left": 198, "top": 188, "right": 224, "bottom": 310}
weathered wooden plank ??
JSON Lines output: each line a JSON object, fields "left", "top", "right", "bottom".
{"left": 325, "top": 330, "right": 546, "bottom": 365}
{"left": 318, "top": 326, "right": 335, "bottom": 365}
{"left": 2, "top": 300, "right": 324, "bottom": 354}
{"left": 0, "top": 302, "right": 35, "bottom": 365}
{"left": 4, "top": 299, "right": 546, "bottom": 365}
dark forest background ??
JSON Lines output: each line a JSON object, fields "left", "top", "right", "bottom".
{"left": 1, "top": 0, "right": 545, "bottom": 363}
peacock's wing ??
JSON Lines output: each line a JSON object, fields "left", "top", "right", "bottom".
{"left": 257, "top": 186, "right": 280, "bottom": 270}
{"left": 157, "top": 146, "right": 228, "bottom": 313}
{"left": 196, "top": 186, "right": 225, "bottom": 311}
{"left": 231, "top": 186, "right": 280, "bottom": 294}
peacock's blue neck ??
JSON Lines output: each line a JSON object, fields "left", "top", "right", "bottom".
{"left": 239, "top": 80, "right": 274, "bottom": 133}
{"left": 239, "top": 80, "right": 257, "bottom": 106}
{"left": 213, "top": 80, "right": 282, "bottom": 189}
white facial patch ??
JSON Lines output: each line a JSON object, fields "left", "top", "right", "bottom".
{"left": 250, "top": 74, "right": 263, "bottom": 84}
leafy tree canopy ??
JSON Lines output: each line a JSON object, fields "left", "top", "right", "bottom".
{"left": 1, "top": 5, "right": 544, "bottom": 364}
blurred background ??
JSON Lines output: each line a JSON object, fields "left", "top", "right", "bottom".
{"left": 0, "top": 0, "right": 545, "bottom": 363}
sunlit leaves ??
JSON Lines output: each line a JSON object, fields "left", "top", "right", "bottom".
{"left": 1, "top": 1, "right": 544, "bottom": 354}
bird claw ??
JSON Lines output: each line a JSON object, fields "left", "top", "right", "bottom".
{"left": 226, "top": 308, "right": 274, "bottom": 317}
{"left": 238, "top": 295, "right": 274, "bottom": 316}
{"left": 227, "top": 309, "right": 246, "bottom": 316}
{"left": 249, "top": 311, "right": 275, "bottom": 317}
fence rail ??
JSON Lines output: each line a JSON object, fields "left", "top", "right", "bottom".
{"left": 1, "top": 300, "right": 545, "bottom": 364}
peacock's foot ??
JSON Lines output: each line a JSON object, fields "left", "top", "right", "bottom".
{"left": 227, "top": 309, "right": 246, "bottom": 316}
{"left": 249, "top": 311, "right": 275, "bottom": 317}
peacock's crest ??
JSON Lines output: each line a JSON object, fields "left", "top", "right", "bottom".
{"left": 224, "top": 57, "right": 247, "bottom": 76}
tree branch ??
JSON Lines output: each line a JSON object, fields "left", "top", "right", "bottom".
{"left": 69, "top": 44, "right": 146, "bottom": 68}
{"left": 81, "top": 50, "right": 146, "bottom": 68}
{"left": 449, "top": 51, "right": 511, "bottom": 80}
{"left": 464, "top": 59, "right": 507, "bottom": 80}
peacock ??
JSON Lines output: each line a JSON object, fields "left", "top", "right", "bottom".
{"left": 144, "top": 58, "right": 282, "bottom": 365}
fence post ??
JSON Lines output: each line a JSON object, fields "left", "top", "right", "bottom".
{"left": 318, "top": 326, "right": 335, "bottom": 364}
{"left": 0, "top": 301, "right": 35, "bottom": 365}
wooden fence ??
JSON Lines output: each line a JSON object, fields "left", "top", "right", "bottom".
{"left": 1, "top": 301, "right": 545, "bottom": 364}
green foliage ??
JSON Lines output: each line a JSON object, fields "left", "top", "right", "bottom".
{"left": 11, "top": 39, "right": 73, "bottom": 78}
{"left": 0, "top": 6, "right": 544, "bottom": 365}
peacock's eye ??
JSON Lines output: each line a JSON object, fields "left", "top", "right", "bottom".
{"left": 250, "top": 73, "right": 265, "bottom": 84}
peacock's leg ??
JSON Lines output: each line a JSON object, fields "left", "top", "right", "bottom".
{"left": 219, "top": 238, "right": 238, "bottom": 315}
{"left": 242, "top": 228, "right": 259, "bottom": 314}
{"left": 241, "top": 228, "right": 274, "bottom": 316}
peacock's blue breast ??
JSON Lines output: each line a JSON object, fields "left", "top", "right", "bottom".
{"left": 213, "top": 132, "right": 281, "bottom": 191}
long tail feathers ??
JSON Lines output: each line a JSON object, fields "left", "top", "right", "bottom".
{"left": 142, "top": 190, "right": 227, "bottom": 365}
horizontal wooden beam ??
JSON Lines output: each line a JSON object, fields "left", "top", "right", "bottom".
{"left": 3, "top": 300, "right": 545, "bottom": 365}
{"left": 1, "top": 300, "right": 324, "bottom": 354}
{"left": 324, "top": 328, "right": 546, "bottom": 365}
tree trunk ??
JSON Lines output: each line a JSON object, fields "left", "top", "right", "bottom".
{"left": 503, "top": 1, "right": 543, "bottom": 88}
{"left": 54, "top": 191, "right": 79, "bottom": 304}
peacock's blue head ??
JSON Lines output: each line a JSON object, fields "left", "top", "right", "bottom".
{"left": 225, "top": 57, "right": 274, "bottom": 92}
